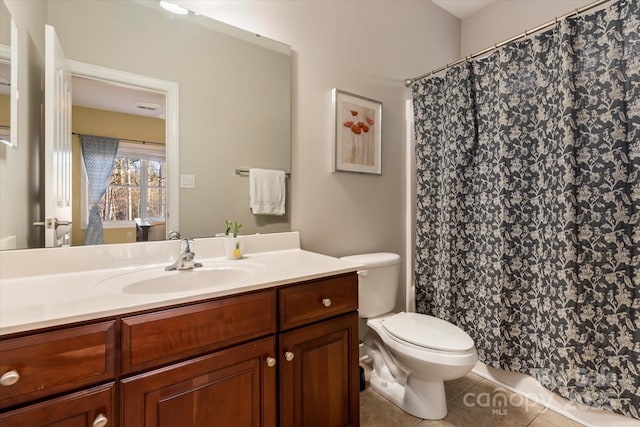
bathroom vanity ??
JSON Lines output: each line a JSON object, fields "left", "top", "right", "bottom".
{"left": 0, "top": 233, "right": 361, "bottom": 426}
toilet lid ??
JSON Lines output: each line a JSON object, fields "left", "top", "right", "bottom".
{"left": 381, "top": 312, "right": 474, "bottom": 352}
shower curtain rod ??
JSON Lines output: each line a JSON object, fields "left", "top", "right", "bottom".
{"left": 72, "top": 132, "right": 164, "bottom": 146}
{"left": 403, "top": 0, "right": 613, "bottom": 87}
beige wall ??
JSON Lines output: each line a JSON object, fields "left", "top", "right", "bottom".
{"left": 71, "top": 106, "right": 165, "bottom": 246}
{"left": 72, "top": 106, "right": 165, "bottom": 146}
{"left": 461, "top": 0, "right": 596, "bottom": 56}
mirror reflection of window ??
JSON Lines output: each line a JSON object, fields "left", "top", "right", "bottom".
{"left": 102, "top": 144, "right": 166, "bottom": 223}
{"left": 79, "top": 138, "right": 167, "bottom": 237}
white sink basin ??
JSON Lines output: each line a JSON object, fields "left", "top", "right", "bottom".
{"left": 96, "top": 260, "right": 265, "bottom": 295}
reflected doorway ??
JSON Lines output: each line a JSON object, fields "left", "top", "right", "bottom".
{"left": 69, "top": 61, "right": 179, "bottom": 245}
{"left": 70, "top": 73, "right": 172, "bottom": 246}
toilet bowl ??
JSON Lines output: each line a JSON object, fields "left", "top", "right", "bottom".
{"left": 341, "top": 253, "right": 478, "bottom": 420}
{"left": 364, "top": 312, "right": 477, "bottom": 419}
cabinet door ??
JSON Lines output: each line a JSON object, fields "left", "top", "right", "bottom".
{"left": 0, "top": 382, "right": 114, "bottom": 427}
{"left": 279, "top": 313, "right": 359, "bottom": 427}
{"left": 121, "top": 336, "right": 276, "bottom": 427}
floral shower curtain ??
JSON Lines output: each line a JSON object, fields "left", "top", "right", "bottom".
{"left": 412, "top": 0, "right": 638, "bottom": 419}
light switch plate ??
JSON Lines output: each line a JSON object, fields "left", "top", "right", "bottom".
{"left": 180, "top": 174, "right": 195, "bottom": 188}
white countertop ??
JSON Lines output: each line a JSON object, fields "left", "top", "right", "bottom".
{"left": 0, "top": 233, "right": 362, "bottom": 336}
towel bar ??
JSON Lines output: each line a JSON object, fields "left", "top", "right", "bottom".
{"left": 234, "top": 168, "right": 290, "bottom": 177}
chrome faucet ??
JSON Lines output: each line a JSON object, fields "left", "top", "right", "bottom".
{"left": 165, "top": 238, "right": 203, "bottom": 271}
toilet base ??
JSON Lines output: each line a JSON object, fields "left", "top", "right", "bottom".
{"left": 369, "top": 368, "right": 448, "bottom": 420}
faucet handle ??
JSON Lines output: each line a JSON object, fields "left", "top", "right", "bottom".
{"left": 168, "top": 231, "right": 182, "bottom": 240}
{"left": 181, "top": 238, "right": 193, "bottom": 254}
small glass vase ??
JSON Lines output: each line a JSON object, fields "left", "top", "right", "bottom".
{"left": 223, "top": 235, "right": 244, "bottom": 260}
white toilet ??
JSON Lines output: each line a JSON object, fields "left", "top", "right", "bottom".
{"left": 341, "top": 253, "right": 478, "bottom": 420}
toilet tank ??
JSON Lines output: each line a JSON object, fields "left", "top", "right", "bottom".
{"left": 340, "top": 253, "right": 401, "bottom": 318}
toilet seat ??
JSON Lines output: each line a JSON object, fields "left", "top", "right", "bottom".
{"left": 380, "top": 312, "right": 474, "bottom": 353}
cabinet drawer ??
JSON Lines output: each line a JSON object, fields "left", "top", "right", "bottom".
{"left": 279, "top": 273, "right": 358, "bottom": 330}
{"left": 121, "top": 290, "right": 277, "bottom": 373}
{"left": 0, "top": 382, "right": 115, "bottom": 427}
{"left": 0, "top": 321, "right": 116, "bottom": 409}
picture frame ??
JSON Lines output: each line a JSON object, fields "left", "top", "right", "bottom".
{"left": 332, "top": 89, "right": 382, "bottom": 175}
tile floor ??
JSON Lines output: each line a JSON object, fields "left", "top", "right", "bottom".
{"left": 360, "top": 369, "right": 585, "bottom": 427}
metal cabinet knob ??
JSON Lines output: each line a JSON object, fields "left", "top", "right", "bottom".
{"left": 322, "top": 298, "right": 332, "bottom": 307}
{"left": 92, "top": 413, "right": 108, "bottom": 427}
{"left": 0, "top": 370, "right": 19, "bottom": 387}
{"left": 285, "top": 351, "right": 295, "bottom": 362}
{"left": 266, "top": 357, "right": 276, "bottom": 368}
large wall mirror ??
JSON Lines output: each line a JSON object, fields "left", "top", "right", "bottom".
{"left": 0, "top": 0, "right": 291, "bottom": 251}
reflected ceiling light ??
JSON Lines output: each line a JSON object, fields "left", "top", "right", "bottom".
{"left": 159, "top": 1, "right": 188, "bottom": 15}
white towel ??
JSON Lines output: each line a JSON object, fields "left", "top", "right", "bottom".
{"left": 249, "top": 168, "right": 286, "bottom": 215}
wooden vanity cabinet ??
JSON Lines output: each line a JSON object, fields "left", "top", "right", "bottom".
{"left": 0, "top": 271, "right": 359, "bottom": 427}
{"left": 119, "top": 274, "right": 360, "bottom": 427}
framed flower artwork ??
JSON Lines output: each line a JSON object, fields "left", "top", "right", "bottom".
{"left": 332, "top": 89, "right": 382, "bottom": 175}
